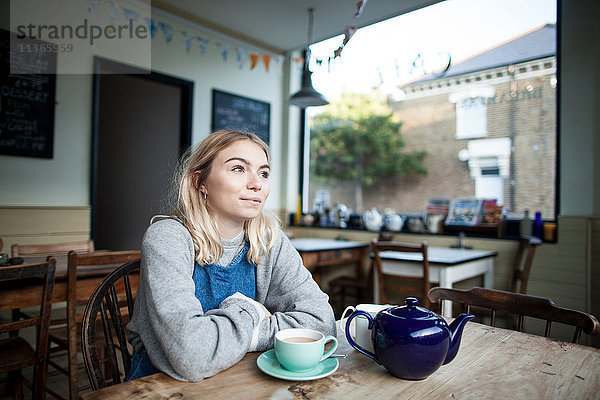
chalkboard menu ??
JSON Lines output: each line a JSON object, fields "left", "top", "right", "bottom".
{"left": 212, "top": 89, "right": 270, "bottom": 144}
{"left": 0, "top": 28, "right": 56, "bottom": 158}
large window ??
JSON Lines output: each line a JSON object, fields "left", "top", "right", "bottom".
{"left": 306, "top": 0, "right": 557, "bottom": 229}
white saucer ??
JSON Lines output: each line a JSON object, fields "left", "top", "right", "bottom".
{"left": 256, "top": 349, "right": 339, "bottom": 381}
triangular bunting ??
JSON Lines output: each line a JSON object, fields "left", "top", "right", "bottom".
{"left": 197, "top": 37, "right": 209, "bottom": 55}
{"left": 249, "top": 53, "right": 259, "bottom": 70}
{"left": 182, "top": 31, "right": 195, "bottom": 53}
{"left": 122, "top": 7, "right": 139, "bottom": 22}
{"left": 355, "top": 0, "right": 368, "bottom": 17}
{"left": 159, "top": 22, "right": 174, "bottom": 43}
{"left": 236, "top": 48, "right": 248, "bottom": 69}
{"left": 145, "top": 18, "right": 157, "bottom": 39}
{"left": 107, "top": 1, "right": 120, "bottom": 23}
{"left": 262, "top": 54, "right": 271, "bottom": 72}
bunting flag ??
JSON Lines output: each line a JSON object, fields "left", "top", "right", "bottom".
{"left": 197, "top": 37, "right": 209, "bottom": 55}
{"left": 343, "top": 27, "right": 357, "bottom": 46}
{"left": 262, "top": 54, "right": 271, "bottom": 72}
{"left": 293, "top": 56, "right": 304, "bottom": 73}
{"left": 182, "top": 31, "right": 195, "bottom": 53}
{"left": 159, "top": 22, "right": 174, "bottom": 43}
{"left": 355, "top": 0, "right": 368, "bottom": 17}
{"left": 249, "top": 53, "right": 259, "bottom": 70}
{"left": 145, "top": 17, "right": 157, "bottom": 38}
{"left": 122, "top": 7, "right": 139, "bottom": 22}
{"left": 107, "top": 1, "right": 120, "bottom": 23}
{"left": 236, "top": 47, "right": 248, "bottom": 69}
{"left": 276, "top": 55, "right": 285, "bottom": 73}
{"left": 86, "top": 0, "right": 101, "bottom": 13}
{"left": 76, "top": 0, "right": 283, "bottom": 74}
{"left": 219, "top": 43, "right": 228, "bottom": 61}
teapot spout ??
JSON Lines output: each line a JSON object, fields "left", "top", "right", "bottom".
{"left": 443, "top": 313, "right": 475, "bottom": 365}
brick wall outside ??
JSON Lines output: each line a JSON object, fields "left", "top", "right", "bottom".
{"left": 309, "top": 68, "right": 556, "bottom": 218}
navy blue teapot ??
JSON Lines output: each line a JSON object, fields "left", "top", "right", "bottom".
{"left": 345, "top": 297, "right": 474, "bottom": 380}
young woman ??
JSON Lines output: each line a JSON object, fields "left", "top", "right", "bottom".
{"left": 126, "top": 130, "right": 336, "bottom": 382}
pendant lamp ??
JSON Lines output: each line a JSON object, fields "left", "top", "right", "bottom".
{"left": 289, "top": 8, "right": 329, "bottom": 108}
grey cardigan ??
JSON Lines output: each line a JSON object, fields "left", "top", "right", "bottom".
{"left": 127, "top": 218, "right": 336, "bottom": 382}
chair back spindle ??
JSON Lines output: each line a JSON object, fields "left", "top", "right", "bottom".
{"left": 0, "top": 257, "right": 56, "bottom": 399}
{"left": 510, "top": 236, "right": 541, "bottom": 294}
{"left": 428, "top": 287, "right": 600, "bottom": 344}
{"left": 82, "top": 259, "right": 141, "bottom": 391}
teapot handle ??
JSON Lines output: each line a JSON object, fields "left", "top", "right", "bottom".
{"left": 345, "top": 310, "right": 381, "bottom": 365}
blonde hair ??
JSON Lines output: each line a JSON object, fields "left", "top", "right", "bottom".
{"left": 171, "top": 130, "right": 279, "bottom": 265}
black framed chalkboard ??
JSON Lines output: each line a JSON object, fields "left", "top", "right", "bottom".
{"left": 0, "top": 28, "right": 56, "bottom": 158}
{"left": 211, "top": 89, "right": 270, "bottom": 144}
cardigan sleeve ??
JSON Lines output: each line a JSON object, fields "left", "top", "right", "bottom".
{"left": 252, "top": 231, "right": 337, "bottom": 351}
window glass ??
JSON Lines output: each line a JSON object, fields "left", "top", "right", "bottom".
{"left": 307, "top": 0, "right": 557, "bottom": 227}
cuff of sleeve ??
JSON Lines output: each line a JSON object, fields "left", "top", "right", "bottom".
{"left": 249, "top": 321, "right": 262, "bottom": 351}
{"left": 225, "top": 293, "right": 266, "bottom": 351}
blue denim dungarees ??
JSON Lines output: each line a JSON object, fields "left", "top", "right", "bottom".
{"left": 126, "top": 244, "right": 256, "bottom": 381}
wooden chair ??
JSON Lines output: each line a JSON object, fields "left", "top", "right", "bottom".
{"left": 46, "top": 250, "right": 140, "bottom": 400}
{"left": 328, "top": 260, "right": 374, "bottom": 316}
{"left": 82, "top": 259, "right": 141, "bottom": 391}
{"left": 428, "top": 287, "right": 600, "bottom": 344}
{"left": 11, "top": 240, "right": 95, "bottom": 258}
{"left": 328, "top": 235, "right": 395, "bottom": 316}
{"left": 0, "top": 257, "right": 56, "bottom": 399}
{"left": 510, "top": 235, "right": 542, "bottom": 294}
{"left": 373, "top": 239, "right": 430, "bottom": 308}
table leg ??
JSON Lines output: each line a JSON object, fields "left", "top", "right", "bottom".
{"left": 438, "top": 268, "right": 452, "bottom": 318}
{"left": 483, "top": 258, "right": 494, "bottom": 288}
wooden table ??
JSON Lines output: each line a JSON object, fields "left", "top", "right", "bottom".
{"left": 379, "top": 247, "right": 497, "bottom": 317}
{"left": 290, "top": 238, "right": 369, "bottom": 287}
{"left": 81, "top": 320, "right": 600, "bottom": 399}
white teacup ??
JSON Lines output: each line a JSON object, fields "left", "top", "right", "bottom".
{"left": 341, "top": 304, "right": 393, "bottom": 353}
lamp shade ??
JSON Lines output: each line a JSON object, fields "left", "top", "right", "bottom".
{"left": 289, "top": 68, "right": 329, "bottom": 108}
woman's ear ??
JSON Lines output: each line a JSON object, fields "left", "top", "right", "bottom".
{"left": 193, "top": 171, "right": 201, "bottom": 190}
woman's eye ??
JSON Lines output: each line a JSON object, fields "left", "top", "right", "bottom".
{"left": 232, "top": 165, "right": 244, "bottom": 172}
{"left": 260, "top": 171, "right": 269, "bottom": 179}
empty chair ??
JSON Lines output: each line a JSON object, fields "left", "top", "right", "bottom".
{"left": 510, "top": 235, "right": 542, "bottom": 294}
{"left": 46, "top": 250, "right": 140, "bottom": 400}
{"left": 0, "top": 257, "right": 56, "bottom": 399}
{"left": 428, "top": 286, "right": 600, "bottom": 344}
{"left": 373, "top": 239, "right": 430, "bottom": 308}
{"left": 328, "top": 258, "right": 374, "bottom": 316}
{"left": 327, "top": 232, "right": 394, "bottom": 314}
{"left": 82, "top": 259, "right": 141, "bottom": 391}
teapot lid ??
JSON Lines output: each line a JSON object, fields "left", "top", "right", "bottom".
{"left": 387, "top": 297, "right": 440, "bottom": 320}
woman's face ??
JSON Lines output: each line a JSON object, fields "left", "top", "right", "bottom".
{"left": 200, "top": 140, "right": 270, "bottom": 237}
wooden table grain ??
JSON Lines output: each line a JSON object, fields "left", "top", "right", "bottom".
{"left": 81, "top": 320, "right": 600, "bottom": 399}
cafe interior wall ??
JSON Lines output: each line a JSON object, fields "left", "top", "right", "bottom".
{"left": 0, "top": 1, "right": 303, "bottom": 249}
{"left": 0, "top": 1, "right": 598, "bottom": 345}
